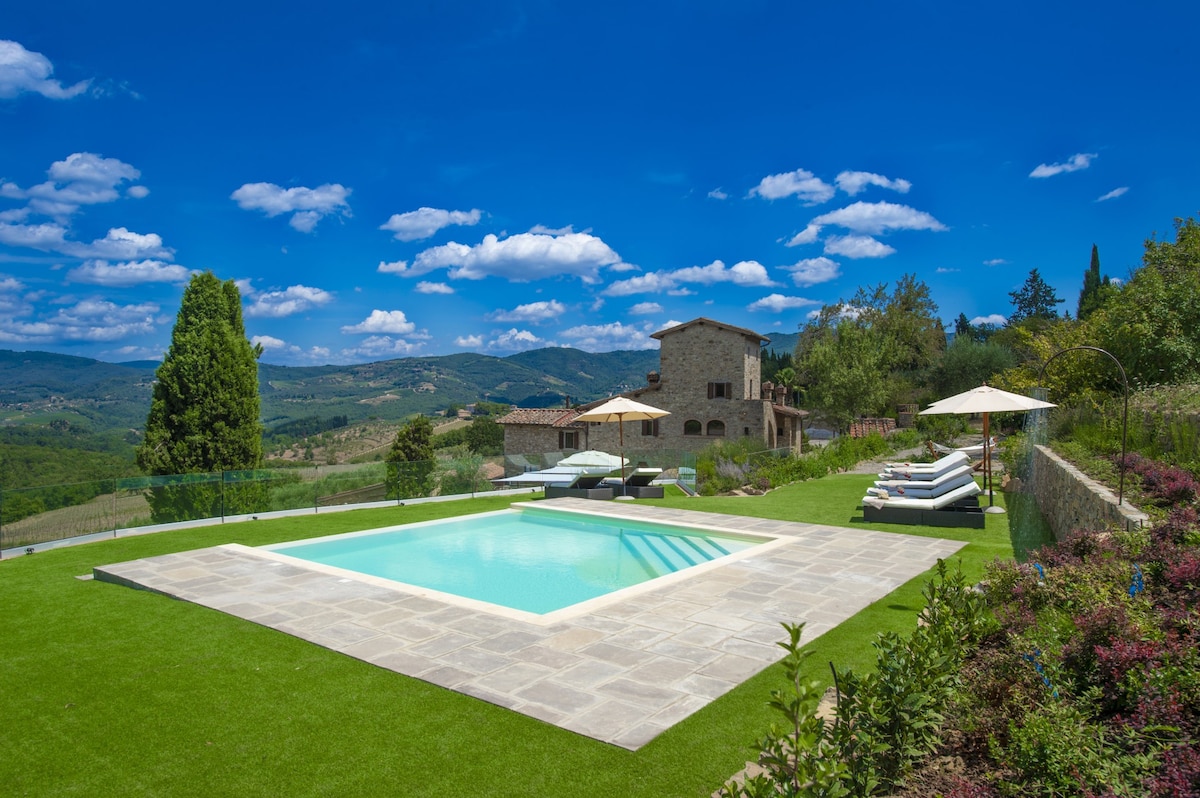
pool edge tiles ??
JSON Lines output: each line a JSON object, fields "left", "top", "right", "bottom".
{"left": 92, "top": 499, "right": 968, "bottom": 750}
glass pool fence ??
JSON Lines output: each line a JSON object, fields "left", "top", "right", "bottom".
{"left": 0, "top": 449, "right": 698, "bottom": 552}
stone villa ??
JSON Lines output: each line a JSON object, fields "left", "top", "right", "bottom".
{"left": 497, "top": 318, "right": 807, "bottom": 460}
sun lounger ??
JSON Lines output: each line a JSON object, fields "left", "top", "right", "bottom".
{"left": 930, "top": 437, "right": 996, "bottom": 458}
{"left": 544, "top": 473, "right": 614, "bottom": 500}
{"left": 868, "top": 465, "right": 976, "bottom": 498}
{"left": 861, "top": 480, "right": 984, "bottom": 528}
{"left": 878, "top": 451, "right": 970, "bottom": 481}
{"left": 606, "top": 467, "right": 664, "bottom": 498}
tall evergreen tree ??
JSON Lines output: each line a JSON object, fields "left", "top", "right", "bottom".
{"left": 1008, "top": 268, "right": 1065, "bottom": 324}
{"left": 954, "top": 312, "right": 973, "bottom": 340}
{"left": 1077, "top": 244, "right": 1112, "bottom": 320}
{"left": 137, "top": 272, "right": 263, "bottom": 522}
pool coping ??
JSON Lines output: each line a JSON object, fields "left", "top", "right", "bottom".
{"left": 93, "top": 498, "right": 966, "bottom": 750}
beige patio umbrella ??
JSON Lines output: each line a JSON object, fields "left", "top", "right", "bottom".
{"left": 919, "top": 384, "right": 1056, "bottom": 513}
{"left": 573, "top": 397, "right": 670, "bottom": 496}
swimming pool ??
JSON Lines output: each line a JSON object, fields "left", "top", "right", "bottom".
{"left": 262, "top": 505, "right": 769, "bottom": 615}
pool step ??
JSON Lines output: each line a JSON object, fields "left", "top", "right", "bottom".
{"left": 619, "top": 530, "right": 734, "bottom": 574}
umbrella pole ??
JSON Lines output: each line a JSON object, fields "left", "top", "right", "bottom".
{"left": 983, "top": 412, "right": 1005, "bottom": 514}
{"left": 618, "top": 415, "right": 627, "bottom": 496}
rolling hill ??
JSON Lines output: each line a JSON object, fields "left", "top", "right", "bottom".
{"left": 0, "top": 347, "right": 662, "bottom": 437}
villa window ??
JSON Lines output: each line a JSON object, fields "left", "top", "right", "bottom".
{"left": 683, "top": 419, "right": 702, "bottom": 435}
{"left": 707, "top": 420, "right": 726, "bottom": 436}
{"left": 707, "top": 381, "right": 733, "bottom": 399}
{"left": 558, "top": 430, "right": 578, "bottom": 449}
{"left": 641, "top": 419, "right": 659, "bottom": 437}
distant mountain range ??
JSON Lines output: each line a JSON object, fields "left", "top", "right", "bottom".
{"left": 0, "top": 347, "right": 661, "bottom": 435}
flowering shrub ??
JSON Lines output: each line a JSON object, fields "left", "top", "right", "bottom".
{"left": 1116, "top": 452, "right": 1200, "bottom": 507}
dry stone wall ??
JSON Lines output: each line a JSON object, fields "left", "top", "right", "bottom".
{"left": 1030, "top": 445, "right": 1149, "bottom": 539}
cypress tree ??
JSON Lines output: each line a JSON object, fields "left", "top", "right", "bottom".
{"left": 137, "top": 272, "right": 263, "bottom": 521}
{"left": 1077, "top": 244, "right": 1110, "bottom": 320}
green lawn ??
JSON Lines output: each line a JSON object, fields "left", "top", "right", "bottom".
{"left": 0, "top": 476, "right": 1051, "bottom": 797}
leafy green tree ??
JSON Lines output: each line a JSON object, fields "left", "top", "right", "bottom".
{"left": 386, "top": 415, "right": 435, "bottom": 498}
{"left": 136, "top": 272, "right": 263, "bottom": 522}
{"left": 932, "top": 336, "right": 1018, "bottom": 397}
{"left": 850, "top": 275, "right": 945, "bottom": 376}
{"left": 1008, "top": 268, "right": 1065, "bottom": 324}
{"left": 1076, "top": 244, "right": 1114, "bottom": 321}
{"left": 464, "top": 416, "right": 504, "bottom": 455}
{"left": 1087, "top": 216, "right": 1200, "bottom": 386}
{"left": 798, "top": 319, "right": 889, "bottom": 433}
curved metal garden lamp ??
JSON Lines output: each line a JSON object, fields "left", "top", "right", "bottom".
{"left": 1037, "top": 346, "right": 1129, "bottom": 505}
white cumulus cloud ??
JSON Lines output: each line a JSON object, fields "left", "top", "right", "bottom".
{"left": 455, "top": 334, "right": 484, "bottom": 348}
{"left": 341, "top": 336, "right": 426, "bottom": 360}
{"left": 707, "top": 188, "right": 728, "bottom": 200}
{"left": 251, "top": 335, "right": 288, "bottom": 350}
{"left": 749, "top": 168, "right": 835, "bottom": 204}
{"left": 488, "top": 300, "right": 565, "bottom": 323}
{"left": 488, "top": 328, "right": 546, "bottom": 352}
{"left": 783, "top": 257, "right": 841, "bottom": 287}
{"left": 559, "top": 322, "right": 658, "bottom": 352}
{"left": 603, "top": 259, "right": 776, "bottom": 296}
{"left": 6, "top": 153, "right": 142, "bottom": 220}
{"left": 785, "top": 224, "right": 823, "bottom": 247}
{"left": 413, "top": 232, "right": 622, "bottom": 283}
{"left": 63, "top": 227, "right": 174, "bottom": 260}
{"left": 970, "top": 314, "right": 1007, "bottom": 326}
{"left": 377, "top": 260, "right": 408, "bottom": 274}
{"left": 415, "top": 281, "right": 454, "bottom": 294}
{"left": 67, "top": 259, "right": 193, "bottom": 286}
{"left": 230, "top": 182, "right": 351, "bottom": 232}
{"left": 835, "top": 171, "right": 912, "bottom": 196}
{"left": 341, "top": 309, "right": 417, "bottom": 335}
{"left": 747, "top": 294, "right": 820, "bottom": 312}
{"left": 1030, "top": 153, "right": 1097, "bottom": 178}
{"left": 244, "top": 285, "right": 334, "bottom": 318}
{"left": 379, "top": 207, "right": 482, "bottom": 241}
{"left": 629, "top": 301, "right": 662, "bottom": 315}
{"left": 824, "top": 235, "right": 896, "bottom": 259}
{"left": 810, "top": 201, "right": 947, "bottom": 235}
{"left": 0, "top": 40, "right": 91, "bottom": 100}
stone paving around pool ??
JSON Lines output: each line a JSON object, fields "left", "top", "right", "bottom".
{"left": 93, "top": 499, "right": 965, "bottom": 750}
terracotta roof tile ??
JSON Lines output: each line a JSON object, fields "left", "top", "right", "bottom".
{"left": 496, "top": 408, "right": 582, "bottom": 428}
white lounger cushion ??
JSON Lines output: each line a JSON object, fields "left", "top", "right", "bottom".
{"left": 882, "top": 450, "right": 969, "bottom": 473}
{"left": 868, "top": 471, "right": 976, "bottom": 499}
{"left": 879, "top": 451, "right": 972, "bottom": 481}
{"left": 862, "top": 480, "right": 982, "bottom": 511}
{"left": 873, "top": 464, "right": 974, "bottom": 491}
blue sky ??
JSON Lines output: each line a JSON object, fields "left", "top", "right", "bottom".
{"left": 2, "top": 1, "right": 1198, "bottom": 365}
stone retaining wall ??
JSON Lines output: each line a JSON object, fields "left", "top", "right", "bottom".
{"left": 1029, "top": 445, "right": 1149, "bottom": 539}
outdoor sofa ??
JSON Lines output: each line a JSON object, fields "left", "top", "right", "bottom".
{"left": 605, "top": 467, "right": 665, "bottom": 499}
{"left": 544, "top": 473, "right": 614, "bottom": 500}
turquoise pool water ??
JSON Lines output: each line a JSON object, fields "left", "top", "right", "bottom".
{"left": 263, "top": 507, "right": 763, "bottom": 614}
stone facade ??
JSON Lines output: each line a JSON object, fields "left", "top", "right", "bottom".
{"left": 494, "top": 408, "right": 585, "bottom": 462}
{"left": 498, "top": 318, "right": 806, "bottom": 459}
{"left": 1029, "top": 445, "right": 1149, "bottom": 539}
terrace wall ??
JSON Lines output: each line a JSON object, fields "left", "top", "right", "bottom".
{"left": 1029, "top": 445, "right": 1149, "bottom": 539}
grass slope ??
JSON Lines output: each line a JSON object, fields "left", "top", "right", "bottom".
{"left": 0, "top": 476, "right": 1051, "bottom": 797}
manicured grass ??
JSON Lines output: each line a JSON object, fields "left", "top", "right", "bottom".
{"left": 0, "top": 477, "right": 1050, "bottom": 796}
